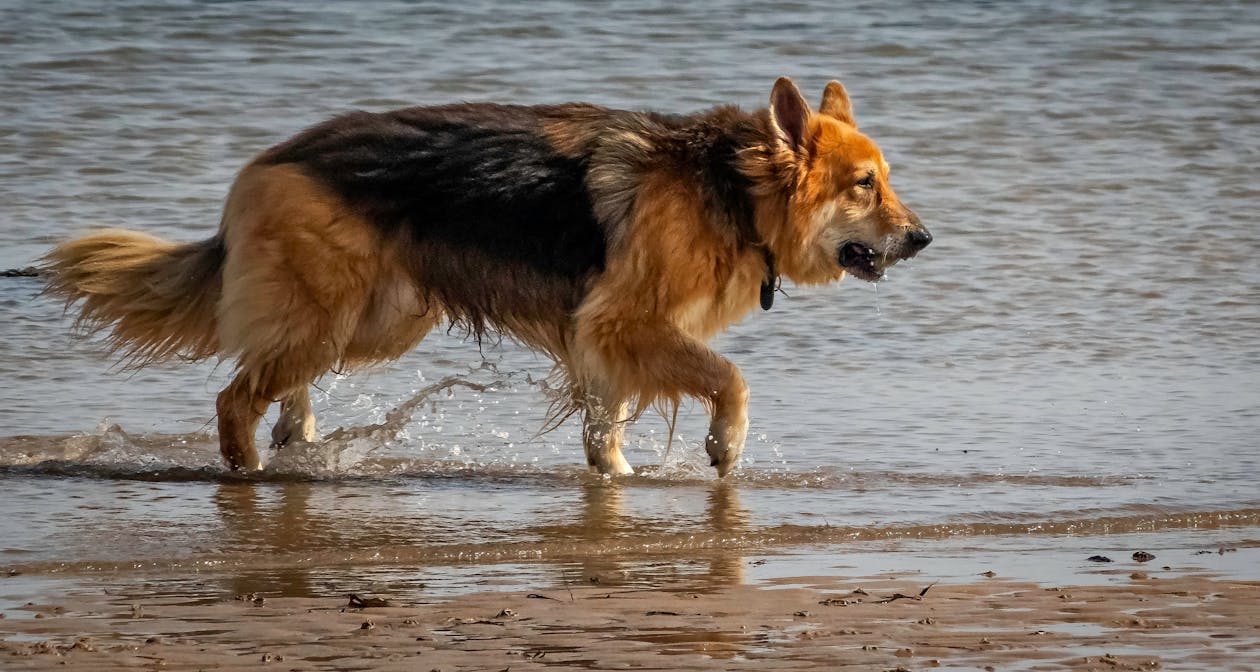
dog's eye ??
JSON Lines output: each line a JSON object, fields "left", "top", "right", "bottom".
{"left": 856, "top": 174, "right": 875, "bottom": 189}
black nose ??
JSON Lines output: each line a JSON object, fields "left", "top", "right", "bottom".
{"left": 906, "top": 228, "right": 932, "bottom": 252}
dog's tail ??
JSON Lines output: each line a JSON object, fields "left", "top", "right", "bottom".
{"left": 42, "top": 229, "right": 224, "bottom": 367}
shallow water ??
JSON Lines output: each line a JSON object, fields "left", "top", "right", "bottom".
{"left": 1, "top": 0, "right": 1258, "bottom": 595}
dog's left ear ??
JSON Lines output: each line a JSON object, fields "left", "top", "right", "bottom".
{"left": 819, "top": 80, "right": 856, "bottom": 126}
{"left": 770, "top": 77, "right": 812, "bottom": 153}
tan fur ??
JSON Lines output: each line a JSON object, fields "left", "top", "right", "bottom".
{"left": 44, "top": 78, "right": 928, "bottom": 477}
{"left": 568, "top": 79, "right": 927, "bottom": 475}
{"left": 571, "top": 173, "right": 761, "bottom": 474}
{"left": 211, "top": 164, "right": 454, "bottom": 469}
{"left": 48, "top": 164, "right": 443, "bottom": 470}
{"left": 43, "top": 229, "right": 222, "bottom": 366}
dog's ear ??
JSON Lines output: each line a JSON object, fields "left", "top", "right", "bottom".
{"left": 819, "top": 80, "right": 855, "bottom": 126}
{"left": 770, "top": 77, "right": 812, "bottom": 152}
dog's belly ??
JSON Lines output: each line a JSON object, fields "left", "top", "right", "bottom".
{"left": 343, "top": 259, "right": 442, "bottom": 366}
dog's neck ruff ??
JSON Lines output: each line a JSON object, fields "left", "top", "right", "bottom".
{"left": 759, "top": 246, "right": 778, "bottom": 311}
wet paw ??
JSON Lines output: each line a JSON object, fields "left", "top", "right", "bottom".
{"left": 705, "top": 422, "right": 747, "bottom": 478}
{"left": 270, "top": 415, "right": 316, "bottom": 450}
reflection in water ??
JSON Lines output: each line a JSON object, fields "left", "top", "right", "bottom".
{"left": 709, "top": 482, "right": 751, "bottom": 533}
{"left": 569, "top": 480, "right": 751, "bottom": 588}
{"left": 570, "top": 480, "right": 629, "bottom": 586}
{"left": 0, "top": 470, "right": 1253, "bottom": 592}
{"left": 207, "top": 479, "right": 753, "bottom": 598}
{"left": 705, "top": 483, "right": 750, "bottom": 586}
{"left": 213, "top": 483, "right": 319, "bottom": 598}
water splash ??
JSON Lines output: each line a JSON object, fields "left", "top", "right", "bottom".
{"left": 321, "top": 375, "right": 505, "bottom": 444}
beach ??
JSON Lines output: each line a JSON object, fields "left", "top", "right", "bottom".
{"left": 4, "top": 547, "right": 1258, "bottom": 670}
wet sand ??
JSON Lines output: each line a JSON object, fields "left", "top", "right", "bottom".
{"left": 4, "top": 566, "right": 1258, "bottom": 670}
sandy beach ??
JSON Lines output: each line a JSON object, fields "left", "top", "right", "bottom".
{"left": 4, "top": 555, "right": 1258, "bottom": 671}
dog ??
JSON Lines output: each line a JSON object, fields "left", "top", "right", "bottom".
{"left": 43, "top": 77, "right": 930, "bottom": 477}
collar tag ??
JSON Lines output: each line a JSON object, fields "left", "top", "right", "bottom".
{"left": 760, "top": 247, "right": 777, "bottom": 311}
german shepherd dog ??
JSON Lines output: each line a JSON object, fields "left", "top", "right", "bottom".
{"left": 44, "top": 78, "right": 930, "bottom": 477}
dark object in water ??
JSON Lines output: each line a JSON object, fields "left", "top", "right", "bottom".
{"left": 347, "top": 594, "right": 393, "bottom": 609}
{"left": 1132, "top": 551, "right": 1156, "bottom": 562}
{"left": 873, "top": 582, "right": 936, "bottom": 604}
{"left": 1087, "top": 555, "right": 1113, "bottom": 563}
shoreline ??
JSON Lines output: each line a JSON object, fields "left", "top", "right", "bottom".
{"left": 3, "top": 539, "right": 1258, "bottom": 670}
{"left": 3, "top": 572, "right": 1257, "bottom": 670}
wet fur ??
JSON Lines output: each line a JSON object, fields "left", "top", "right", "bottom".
{"left": 43, "top": 78, "right": 929, "bottom": 476}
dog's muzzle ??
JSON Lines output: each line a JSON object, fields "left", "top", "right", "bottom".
{"left": 838, "top": 226, "right": 932, "bottom": 282}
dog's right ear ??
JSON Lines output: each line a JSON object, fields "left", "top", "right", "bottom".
{"left": 770, "top": 77, "right": 812, "bottom": 153}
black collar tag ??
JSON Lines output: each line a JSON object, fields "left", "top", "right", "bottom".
{"left": 760, "top": 248, "right": 777, "bottom": 311}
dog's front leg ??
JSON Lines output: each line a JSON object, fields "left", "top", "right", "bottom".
{"left": 581, "top": 389, "right": 633, "bottom": 476}
{"left": 575, "top": 317, "right": 749, "bottom": 477}
{"left": 705, "top": 372, "right": 749, "bottom": 477}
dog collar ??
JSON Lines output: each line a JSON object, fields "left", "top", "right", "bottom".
{"left": 760, "top": 247, "right": 778, "bottom": 310}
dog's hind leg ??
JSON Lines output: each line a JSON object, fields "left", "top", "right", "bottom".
{"left": 212, "top": 163, "right": 381, "bottom": 471}
{"left": 215, "top": 378, "right": 260, "bottom": 470}
{"left": 271, "top": 386, "right": 317, "bottom": 449}
{"left": 217, "top": 363, "right": 325, "bottom": 471}
{"left": 216, "top": 373, "right": 278, "bottom": 472}
{"left": 581, "top": 388, "right": 633, "bottom": 476}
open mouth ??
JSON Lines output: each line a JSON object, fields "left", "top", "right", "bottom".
{"left": 837, "top": 241, "right": 887, "bottom": 282}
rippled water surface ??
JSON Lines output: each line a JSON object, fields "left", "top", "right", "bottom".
{"left": 1, "top": 1, "right": 1258, "bottom": 591}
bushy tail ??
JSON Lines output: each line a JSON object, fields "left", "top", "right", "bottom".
{"left": 42, "top": 229, "right": 225, "bottom": 367}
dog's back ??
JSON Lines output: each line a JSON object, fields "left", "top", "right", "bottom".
{"left": 260, "top": 104, "right": 609, "bottom": 283}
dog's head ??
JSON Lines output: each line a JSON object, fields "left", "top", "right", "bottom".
{"left": 756, "top": 77, "right": 930, "bottom": 284}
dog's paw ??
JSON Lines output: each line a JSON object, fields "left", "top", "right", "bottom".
{"left": 270, "top": 416, "right": 317, "bottom": 450}
{"left": 588, "top": 459, "right": 635, "bottom": 477}
{"left": 705, "top": 419, "right": 748, "bottom": 477}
